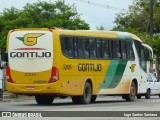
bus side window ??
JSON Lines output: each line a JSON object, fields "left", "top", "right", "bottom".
{"left": 102, "top": 40, "right": 109, "bottom": 59}
{"left": 122, "top": 41, "right": 127, "bottom": 59}
{"left": 141, "top": 49, "right": 147, "bottom": 72}
{"left": 96, "top": 39, "right": 102, "bottom": 59}
{"left": 84, "top": 38, "right": 89, "bottom": 59}
{"left": 126, "top": 41, "right": 135, "bottom": 60}
{"left": 89, "top": 38, "right": 96, "bottom": 59}
{"left": 74, "top": 37, "right": 84, "bottom": 58}
{"left": 112, "top": 40, "right": 121, "bottom": 59}
{"left": 61, "top": 37, "right": 73, "bottom": 58}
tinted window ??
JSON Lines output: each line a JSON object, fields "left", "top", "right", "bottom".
{"left": 134, "top": 40, "right": 146, "bottom": 71}
{"left": 84, "top": 38, "right": 89, "bottom": 59}
{"left": 96, "top": 39, "right": 102, "bottom": 59}
{"left": 61, "top": 37, "right": 73, "bottom": 58}
{"left": 126, "top": 41, "right": 135, "bottom": 60}
{"left": 134, "top": 41, "right": 141, "bottom": 61}
{"left": 102, "top": 40, "right": 109, "bottom": 59}
{"left": 74, "top": 37, "right": 85, "bottom": 58}
{"left": 111, "top": 40, "right": 121, "bottom": 59}
{"left": 60, "top": 36, "right": 135, "bottom": 61}
{"left": 89, "top": 38, "right": 96, "bottom": 59}
{"left": 122, "top": 41, "right": 127, "bottom": 59}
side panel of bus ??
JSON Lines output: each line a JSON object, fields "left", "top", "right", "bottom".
{"left": 6, "top": 29, "right": 147, "bottom": 97}
{"left": 57, "top": 32, "right": 145, "bottom": 96}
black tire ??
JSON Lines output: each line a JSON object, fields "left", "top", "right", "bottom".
{"left": 159, "top": 95, "right": 160, "bottom": 98}
{"left": 35, "top": 95, "right": 54, "bottom": 105}
{"left": 137, "top": 95, "right": 141, "bottom": 99}
{"left": 90, "top": 95, "right": 97, "bottom": 103}
{"left": 125, "top": 82, "right": 136, "bottom": 101}
{"left": 78, "top": 82, "right": 92, "bottom": 104}
{"left": 145, "top": 89, "right": 151, "bottom": 99}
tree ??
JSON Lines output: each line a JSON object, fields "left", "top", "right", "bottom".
{"left": 96, "top": 26, "right": 105, "bottom": 30}
{"left": 0, "top": 0, "right": 90, "bottom": 48}
{"left": 113, "top": 0, "right": 160, "bottom": 80}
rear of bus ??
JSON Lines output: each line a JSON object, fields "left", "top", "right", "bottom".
{"left": 6, "top": 28, "right": 60, "bottom": 95}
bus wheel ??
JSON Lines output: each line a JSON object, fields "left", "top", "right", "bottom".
{"left": 125, "top": 82, "right": 136, "bottom": 101}
{"left": 79, "top": 82, "right": 92, "bottom": 104}
{"left": 35, "top": 95, "right": 54, "bottom": 105}
{"left": 145, "top": 89, "right": 151, "bottom": 99}
{"left": 137, "top": 95, "right": 141, "bottom": 99}
{"left": 90, "top": 95, "right": 97, "bottom": 103}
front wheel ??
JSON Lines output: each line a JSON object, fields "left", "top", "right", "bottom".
{"left": 35, "top": 95, "right": 54, "bottom": 105}
{"left": 125, "top": 82, "right": 136, "bottom": 101}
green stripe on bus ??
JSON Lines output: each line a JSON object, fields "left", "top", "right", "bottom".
{"left": 100, "top": 60, "right": 119, "bottom": 89}
{"left": 108, "top": 60, "right": 127, "bottom": 88}
{"left": 99, "top": 33, "right": 132, "bottom": 89}
{"left": 99, "top": 60, "right": 127, "bottom": 89}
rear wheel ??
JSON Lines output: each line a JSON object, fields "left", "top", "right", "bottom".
{"left": 145, "top": 89, "right": 151, "bottom": 99}
{"left": 125, "top": 82, "right": 136, "bottom": 101}
{"left": 73, "top": 82, "right": 92, "bottom": 104}
{"left": 35, "top": 95, "right": 54, "bottom": 105}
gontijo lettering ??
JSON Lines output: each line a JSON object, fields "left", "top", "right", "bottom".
{"left": 78, "top": 63, "right": 102, "bottom": 72}
{"left": 10, "top": 52, "right": 51, "bottom": 58}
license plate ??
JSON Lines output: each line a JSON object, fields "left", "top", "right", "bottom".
{"left": 26, "top": 86, "right": 35, "bottom": 90}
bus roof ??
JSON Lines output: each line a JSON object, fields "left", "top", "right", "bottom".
{"left": 11, "top": 28, "right": 142, "bottom": 43}
{"left": 58, "top": 30, "right": 142, "bottom": 43}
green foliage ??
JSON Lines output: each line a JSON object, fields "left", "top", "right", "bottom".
{"left": 0, "top": 0, "right": 90, "bottom": 48}
{"left": 153, "top": 35, "right": 160, "bottom": 58}
{"left": 96, "top": 26, "right": 105, "bottom": 30}
{"left": 113, "top": 0, "right": 160, "bottom": 60}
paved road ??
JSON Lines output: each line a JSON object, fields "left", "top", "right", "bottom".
{"left": 0, "top": 96, "right": 160, "bottom": 120}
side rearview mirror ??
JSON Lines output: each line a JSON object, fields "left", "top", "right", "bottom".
{"left": 142, "top": 43, "right": 153, "bottom": 59}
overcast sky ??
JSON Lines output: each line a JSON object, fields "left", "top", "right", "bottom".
{"left": 0, "top": 0, "right": 133, "bottom": 30}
